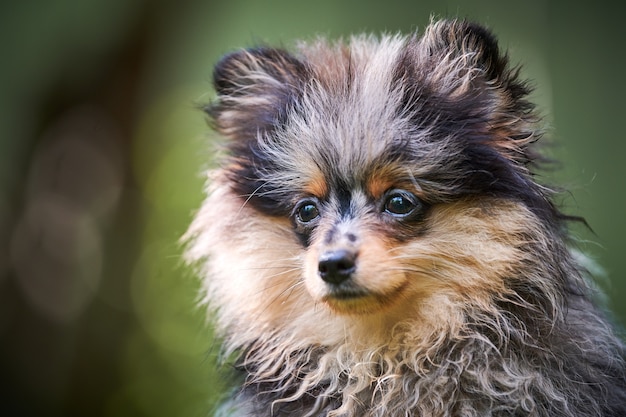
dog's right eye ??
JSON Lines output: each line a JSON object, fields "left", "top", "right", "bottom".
{"left": 295, "top": 200, "right": 320, "bottom": 224}
{"left": 382, "top": 190, "right": 422, "bottom": 219}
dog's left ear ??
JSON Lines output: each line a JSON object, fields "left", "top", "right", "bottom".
{"left": 415, "top": 19, "right": 528, "bottom": 101}
{"left": 404, "top": 19, "right": 538, "bottom": 162}
{"left": 207, "top": 47, "right": 310, "bottom": 140}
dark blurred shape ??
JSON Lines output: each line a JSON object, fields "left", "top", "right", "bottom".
{"left": 11, "top": 105, "right": 124, "bottom": 323}
{"left": 1, "top": 2, "right": 150, "bottom": 416}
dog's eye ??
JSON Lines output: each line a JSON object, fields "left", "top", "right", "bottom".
{"left": 295, "top": 200, "right": 320, "bottom": 224}
{"left": 383, "top": 191, "right": 419, "bottom": 217}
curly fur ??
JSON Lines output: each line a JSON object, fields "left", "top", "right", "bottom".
{"left": 185, "top": 19, "right": 626, "bottom": 416}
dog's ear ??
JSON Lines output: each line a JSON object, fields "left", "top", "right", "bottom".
{"left": 414, "top": 19, "right": 526, "bottom": 99}
{"left": 207, "top": 47, "right": 310, "bottom": 139}
{"left": 401, "top": 19, "right": 538, "bottom": 163}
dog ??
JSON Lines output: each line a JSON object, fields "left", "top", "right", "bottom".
{"left": 184, "top": 19, "right": 626, "bottom": 416}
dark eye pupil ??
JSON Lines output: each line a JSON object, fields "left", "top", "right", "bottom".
{"left": 385, "top": 195, "right": 414, "bottom": 215}
{"left": 298, "top": 204, "right": 319, "bottom": 223}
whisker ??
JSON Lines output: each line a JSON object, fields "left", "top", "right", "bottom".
{"left": 236, "top": 180, "right": 270, "bottom": 214}
{"left": 256, "top": 280, "right": 307, "bottom": 319}
{"left": 240, "top": 264, "right": 300, "bottom": 271}
{"left": 256, "top": 268, "right": 302, "bottom": 290}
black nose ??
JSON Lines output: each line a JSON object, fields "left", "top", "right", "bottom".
{"left": 318, "top": 250, "right": 357, "bottom": 285}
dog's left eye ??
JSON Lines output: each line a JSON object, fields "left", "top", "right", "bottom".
{"left": 383, "top": 191, "right": 420, "bottom": 217}
{"left": 295, "top": 200, "right": 320, "bottom": 224}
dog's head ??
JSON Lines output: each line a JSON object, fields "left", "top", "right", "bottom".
{"left": 186, "top": 20, "right": 564, "bottom": 344}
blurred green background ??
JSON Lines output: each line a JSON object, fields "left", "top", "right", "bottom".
{"left": 1, "top": 1, "right": 624, "bottom": 416}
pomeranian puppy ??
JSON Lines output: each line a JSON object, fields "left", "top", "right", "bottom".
{"left": 184, "top": 19, "right": 626, "bottom": 416}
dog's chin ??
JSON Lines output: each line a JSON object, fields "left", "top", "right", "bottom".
{"left": 322, "top": 294, "right": 387, "bottom": 315}
{"left": 317, "top": 281, "right": 408, "bottom": 315}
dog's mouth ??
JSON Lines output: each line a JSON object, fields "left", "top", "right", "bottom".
{"left": 320, "top": 281, "right": 407, "bottom": 315}
{"left": 324, "top": 287, "right": 369, "bottom": 301}
{"left": 322, "top": 291, "right": 378, "bottom": 314}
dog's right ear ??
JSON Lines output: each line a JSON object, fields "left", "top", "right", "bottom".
{"left": 207, "top": 47, "right": 310, "bottom": 140}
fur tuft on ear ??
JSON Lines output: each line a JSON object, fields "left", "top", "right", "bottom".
{"left": 411, "top": 19, "right": 526, "bottom": 99}
{"left": 207, "top": 47, "right": 311, "bottom": 140}
{"left": 395, "top": 19, "right": 540, "bottom": 166}
{"left": 421, "top": 20, "right": 504, "bottom": 82}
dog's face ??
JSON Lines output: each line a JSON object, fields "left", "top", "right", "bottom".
{"left": 186, "top": 21, "right": 559, "bottom": 342}
{"left": 297, "top": 179, "right": 431, "bottom": 315}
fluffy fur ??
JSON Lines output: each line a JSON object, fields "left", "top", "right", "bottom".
{"left": 184, "top": 19, "right": 626, "bottom": 416}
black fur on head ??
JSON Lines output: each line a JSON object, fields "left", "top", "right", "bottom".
{"left": 208, "top": 47, "right": 312, "bottom": 139}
